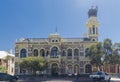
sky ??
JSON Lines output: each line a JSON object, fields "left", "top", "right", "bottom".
{"left": 0, "top": 0, "right": 120, "bottom": 52}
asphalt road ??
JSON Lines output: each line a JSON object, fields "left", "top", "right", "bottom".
{"left": 17, "top": 77, "right": 120, "bottom": 82}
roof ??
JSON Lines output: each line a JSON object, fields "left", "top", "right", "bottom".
{"left": 0, "top": 51, "right": 14, "bottom": 59}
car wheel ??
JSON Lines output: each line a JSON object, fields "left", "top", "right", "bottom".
{"left": 104, "top": 80, "right": 110, "bottom": 82}
{"left": 108, "top": 79, "right": 110, "bottom": 82}
{"left": 93, "top": 80, "right": 96, "bottom": 82}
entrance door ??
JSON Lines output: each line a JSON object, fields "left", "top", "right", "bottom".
{"left": 51, "top": 63, "right": 59, "bottom": 76}
{"left": 85, "top": 64, "right": 92, "bottom": 73}
{"left": 74, "top": 65, "right": 79, "bottom": 75}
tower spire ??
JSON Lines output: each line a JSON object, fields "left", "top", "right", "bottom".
{"left": 55, "top": 26, "right": 58, "bottom": 33}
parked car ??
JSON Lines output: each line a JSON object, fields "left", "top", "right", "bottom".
{"left": 89, "top": 71, "right": 111, "bottom": 82}
{"left": 0, "top": 72, "right": 18, "bottom": 82}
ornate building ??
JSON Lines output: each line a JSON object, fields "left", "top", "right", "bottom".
{"left": 15, "top": 7, "right": 100, "bottom": 75}
{"left": 0, "top": 50, "right": 15, "bottom": 75}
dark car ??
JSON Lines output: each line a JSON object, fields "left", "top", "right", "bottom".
{"left": 0, "top": 72, "right": 18, "bottom": 82}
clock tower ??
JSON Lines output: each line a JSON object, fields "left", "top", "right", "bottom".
{"left": 86, "top": 6, "right": 100, "bottom": 42}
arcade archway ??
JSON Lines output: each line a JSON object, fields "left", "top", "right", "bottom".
{"left": 85, "top": 64, "right": 92, "bottom": 73}
{"left": 51, "top": 63, "right": 59, "bottom": 76}
{"left": 74, "top": 65, "right": 79, "bottom": 74}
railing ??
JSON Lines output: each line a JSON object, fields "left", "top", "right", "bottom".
{"left": 50, "top": 56, "right": 59, "bottom": 58}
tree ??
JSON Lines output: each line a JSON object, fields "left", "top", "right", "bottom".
{"left": 103, "top": 39, "right": 120, "bottom": 64}
{"left": 86, "top": 42, "right": 104, "bottom": 71}
{"left": 19, "top": 56, "right": 47, "bottom": 75}
{"left": 87, "top": 39, "right": 120, "bottom": 72}
{"left": 103, "top": 38, "right": 112, "bottom": 55}
{"left": 0, "top": 65, "right": 7, "bottom": 72}
{"left": 105, "top": 44, "right": 120, "bottom": 64}
{"left": 103, "top": 39, "right": 120, "bottom": 73}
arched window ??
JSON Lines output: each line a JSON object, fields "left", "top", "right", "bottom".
{"left": 20, "top": 49, "right": 27, "bottom": 58}
{"left": 46, "top": 51, "right": 49, "bottom": 56}
{"left": 62, "top": 50, "right": 66, "bottom": 56}
{"left": 92, "top": 39, "right": 95, "bottom": 41}
{"left": 33, "top": 49, "right": 38, "bottom": 56}
{"left": 92, "top": 25, "right": 95, "bottom": 34}
{"left": 67, "top": 49, "right": 72, "bottom": 56}
{"left": 74, "top": 49, "right": 79, "bottom": 56}
{"left": 51, "top": 47, "right": 58, "bottom": 57}
{"left": 85, "top": 48, "right": 89, "bottom": 56}
{"left": 40, "top": 49, "right": 45, "bottom": 57}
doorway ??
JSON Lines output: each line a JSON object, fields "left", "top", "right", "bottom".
{"left": 51, "top": 63, "right": 59, "bottom": 76}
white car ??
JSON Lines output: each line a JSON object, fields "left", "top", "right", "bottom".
{"left": 89, "top": 71, "right": 111, "bottom": 82}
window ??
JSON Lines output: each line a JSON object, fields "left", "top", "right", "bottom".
{"left": 33, "top": 49, "right": 38, "bottom": 56}
{"left": 51, "top": 47, "right": 58, "bottom": 57}
{"left": 67, "top": 49, "right": 72, "bottom": 56}
{"left": 20, "top": 49, "right": 27, "bottom": 58}
{"left": 74, "top": 49, "right": 79, "bottom": 56}
{"left": 40, "top": 49, "right": 45, "bottom": 57}
{"left": 46, "top": 51, "right": 49, "bottom": 56}
{"left": 55, "top": 40, "right": 58, "bottom": 42}
{"left": 85, "top": 48, "right": 89, "bottom": 56}
{"left": 93, "top": 25, "right": 95, "bottom": 34}
{"left": 62, "top": 50, "right": 66, "bottom": 56}
{"left": 52, "top": 40, "right": 54, "bottom": 42}
{"left": 92, "top": 39, "right": 95, "bottom": 41}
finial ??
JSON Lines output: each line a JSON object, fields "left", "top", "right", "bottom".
{"left": 55, "top": 26, "right": 58, "bottom": 33}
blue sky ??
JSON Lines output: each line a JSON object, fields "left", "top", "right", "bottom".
{"left": 0, "top": 0, "right": 120, "bottom": 52}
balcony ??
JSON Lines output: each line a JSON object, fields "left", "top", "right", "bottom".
{"left": 50, "top": 55, "right": 59, "bottom": 58}
{"left": 49, "top": 55, "right": 60, "bottom": 61}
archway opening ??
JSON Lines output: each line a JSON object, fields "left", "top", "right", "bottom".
{"left": 51, "top": 47, "right": 58, "bottom": 58}
{"left": 74, "top": 65, "right": 79, "bottom": 75}
{"left": 85, "top": 64, "right": 92, "bottom": 73}
{"left": 51, "top": 63, "right": 59, "bottom": 76}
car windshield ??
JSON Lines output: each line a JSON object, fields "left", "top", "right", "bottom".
{"left": 96, "top": 72, "right": 103, "bottom": 75}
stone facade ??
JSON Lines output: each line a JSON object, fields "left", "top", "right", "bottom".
{"left": 15, "top": 7, "right": 99, "bottom": 75}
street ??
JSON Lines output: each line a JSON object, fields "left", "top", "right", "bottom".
{"left": 17, "top": 77, "right": 120, "bottom": 82}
